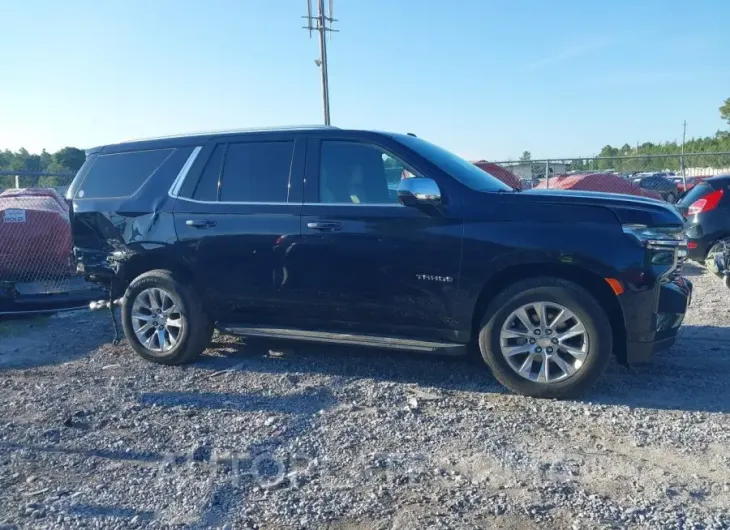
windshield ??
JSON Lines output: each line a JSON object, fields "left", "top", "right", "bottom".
{"left": 677, "top": 182, "right": 712, "bottom": 208}
{"left": 391, "top": 134, "right": 513, "bottom": 192}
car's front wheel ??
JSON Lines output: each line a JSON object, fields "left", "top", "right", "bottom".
{"left": 121, "top": 269, "right": 213, "bottom": 365}
{"left": 478, "top": 277, "right": 612, "bottom": 399}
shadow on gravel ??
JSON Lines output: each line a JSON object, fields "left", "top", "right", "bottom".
{"left": 590, "top": 325, "right": 730, "bottom": 413}
{"left": 67, "top": 504, "right": 154, "bottom": 522}
{"left": 0, "top": 441, "right": 166, "bottom": 464}
{"left": 204, "top": 327, "right": 730, "bottom": 414}
{"left": 139, "top": 387, "right": 336, "bottom": 414}
{"left": 202, "top": 338, "right": 507, "bottom": 395}
{"left": 0, "top": 312, "right": 111, "bottom": 370}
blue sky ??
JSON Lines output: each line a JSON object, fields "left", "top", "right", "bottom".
{"left": 1, "top": 0, "right": 728, "bottom": 160}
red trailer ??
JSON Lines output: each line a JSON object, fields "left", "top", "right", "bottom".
{"left": 473, "top": 161, "right": 522, "bottom": 189}
{"left": 534, "top": 173, "right": 663, "bottom": 200}
{"left": 0, "top": 191, "right": 73, "bottom": 281}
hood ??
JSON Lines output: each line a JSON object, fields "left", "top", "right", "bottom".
{"left": 521, "top": 188, "right": 683, "bottom": 227}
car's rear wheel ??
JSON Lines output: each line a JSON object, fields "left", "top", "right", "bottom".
{"left": 121, "top": 269, "right": 213, "bottom": 365}
{"left": 478, "top": 277, "right": 612, "bottom": 399}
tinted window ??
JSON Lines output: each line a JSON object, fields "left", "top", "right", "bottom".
{"left": 75, "top": 149, "right": 174, "bottom": 199}
{"left": 677, "top": 183, "right": 713, "bottom": 207}
{"left": 219, "top": 142, "right": 293, "bottom": 202}
{"left": 66, "top": 153, "right": 95, "bottom": 200}
{"left": 391, "top": 134, "right": 513, "bottom": 192}
{"left": 320, "top": 141, "right": 405, "bottom": 204}
{"left": 192, "top": 144, "right": 225, "bottom": 201}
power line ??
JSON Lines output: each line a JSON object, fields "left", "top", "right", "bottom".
{"left": 302, "top": 0, "right": 338, "bottom": 125}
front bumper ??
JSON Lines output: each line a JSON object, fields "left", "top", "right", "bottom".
{"left": 625, "top": 277, "right": 692, "bottom": 364}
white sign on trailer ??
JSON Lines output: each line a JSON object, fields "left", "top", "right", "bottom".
{"left": 3, "top": 209, "right": 26, "bottom": 223}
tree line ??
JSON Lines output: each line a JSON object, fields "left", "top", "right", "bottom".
{"left": 572, "top": 130, "right": 730, "bottom": 173}
{"left": 521, "top": 98, "right": 730, "bottom": 173}
{"left": 0, "top": 147, "right": 85, "bottom": 188}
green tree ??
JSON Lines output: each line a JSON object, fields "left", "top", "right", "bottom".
{"left": 519, "top": 150, "right": 531, "bottom": 161}
{"left": 40, "top": 149, "right": 52, "bottom": 171}
{"left": 720, "top": 97, "right": 730, "bottom": 125}
{"left": 52, "top": 147, "right": 86, "bottom": 172}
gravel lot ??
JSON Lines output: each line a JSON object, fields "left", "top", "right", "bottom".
{"left": 1, "top": 265, "right": 729, "bottom": 530}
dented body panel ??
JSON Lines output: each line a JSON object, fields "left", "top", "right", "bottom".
{"left": 70, "top": 145, "right": 195, "bottom": 290}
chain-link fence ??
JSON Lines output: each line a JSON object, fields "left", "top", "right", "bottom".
{"left": 0, "top": 171, "right": 104, "bottom": 314}
{"left": 482, "top": 151, "right": 730, "bottom": 201}
{"left": 2, "top": 151, "right": 729, "bottom": 313}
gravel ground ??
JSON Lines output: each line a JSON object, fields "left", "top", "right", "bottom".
{"left": 0, "top": 265, "right": 729, "bottom": 530}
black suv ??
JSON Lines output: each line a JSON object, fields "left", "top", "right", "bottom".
{"left": 677, "top": 175, "right": 730, "bottom": 264}
{"left": 69, "top": 126, "right": 692, "bottom": 398}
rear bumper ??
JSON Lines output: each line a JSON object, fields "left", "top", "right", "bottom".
{"left": 684, "top": 214, "right": 728, "bottom": 261}
{"left": 73, "top": 247, "right": 119, "bottom": 280}
{"left": 624, "top": 278, "right": 692, "bottom": 364}
{"left": 686, "top": 236, "right": 713, "bottom": 261}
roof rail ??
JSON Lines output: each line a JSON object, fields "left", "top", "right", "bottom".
{"left": 118, "top": 125, "right": 339, "bottom": 144}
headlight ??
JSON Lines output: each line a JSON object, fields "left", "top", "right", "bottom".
{"left": 622, "top": 224, "right": 686, "bottom": 249}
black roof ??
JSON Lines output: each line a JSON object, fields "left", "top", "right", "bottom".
{"left": 705, "top": 174, "right": 730, "bottom": 185}
{"left": 89, "top": 125, "right": 342, "bottom": 154}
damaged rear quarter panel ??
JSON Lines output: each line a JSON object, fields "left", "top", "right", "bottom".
{"left": 70, "top": 146, "right": 194, "bottom": 279}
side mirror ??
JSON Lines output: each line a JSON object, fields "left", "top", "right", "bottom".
{"left": 397, "top": 177, "right": 441, "bottom": 207}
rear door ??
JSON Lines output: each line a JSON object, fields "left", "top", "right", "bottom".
{"left": 172, "top": 133, "right": 305, "bottom": 323}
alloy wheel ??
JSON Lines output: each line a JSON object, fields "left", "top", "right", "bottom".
{"left": 131, "top": 288, "right": 184, "bottom": 354}
{"left": 499, "top": 302, "right": 589, "bottom": 383}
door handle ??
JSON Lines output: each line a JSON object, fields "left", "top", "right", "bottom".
{"left": 185, "top": 219, "right": 217, "bottom": 228}
{"left": 307, "top": 221, "right": 343, "bottom": 231}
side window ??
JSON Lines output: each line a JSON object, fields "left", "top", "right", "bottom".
{"left": 76, "top": 149, "right": 174, "bottom": 199}
{"left": 219, "top": 141, "right": 294, "bottom": 203}
{"left": 192, "top": 144, "right": 225, "bottom": 201}
{"left": 319, "top": 141, "right": 416, "bottom": 205}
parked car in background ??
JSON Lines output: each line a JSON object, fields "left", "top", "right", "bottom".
{"left": 472, "top": 161, "right": 521, "bottom": 189}
{"left": 69, "top": 126, "right": 691, "bottom": 399}
{"left": 534, "top": 173, "right": 662, "bottom": 200}
{"left": 669, "top": 175, "right": 712, "bottom": 198}
{"left": 632, "top": 173, "right": 679, "bottom": 202}
{"left": 678, "top": 175, "right": 730, "bottom": 264}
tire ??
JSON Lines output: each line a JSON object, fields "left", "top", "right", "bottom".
{"left": 121, "top": 269, "right": 213, "bottom": 365}
{"left": 704, "top": 240, "right": 730, "bottom": 273}
{"left": 478, "top": 277, "right": 612, "bottom": 399}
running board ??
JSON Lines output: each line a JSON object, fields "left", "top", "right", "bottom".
{"left": 218, "top": 325, "right": 467, "bottom": 355}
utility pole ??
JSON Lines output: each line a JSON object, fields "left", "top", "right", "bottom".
{"left": 681, "top": 120, "right": 687, "bottom": 190}
{"left": 303, "top": 0, "right": 337, "bottom": 125}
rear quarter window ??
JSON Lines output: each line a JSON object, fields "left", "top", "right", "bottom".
{"left": 677, "top": 182, "right": 712, "bottom": 208}
{"left": 73, "top": 148, "right": 176, "bottom": 199}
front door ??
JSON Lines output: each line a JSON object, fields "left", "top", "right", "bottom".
{"left": 172, "top": 135, "right": 305, "bottom": 324}
{"left": 291, "top": 137, "right": 463, "bottom": 341}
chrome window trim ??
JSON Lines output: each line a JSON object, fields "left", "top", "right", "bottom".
{"left": 172, "top": 196, "right": 402, "bottom": 207}
{"left": 174, "top": 196, "right": 291, "bottom": 206}
{"left": 168, "top": 146, "right": 202, "bottom": 198}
